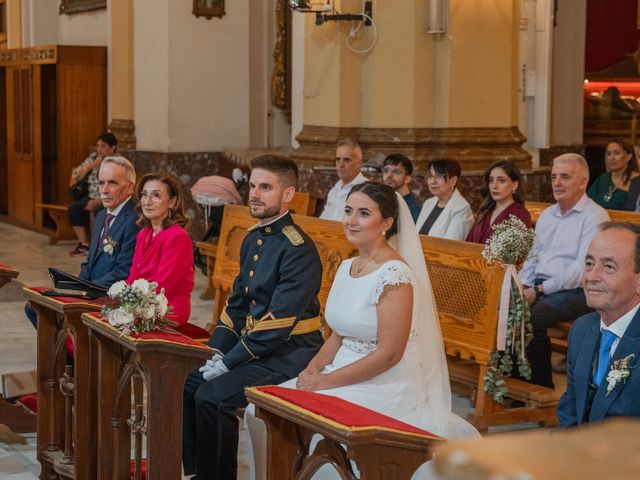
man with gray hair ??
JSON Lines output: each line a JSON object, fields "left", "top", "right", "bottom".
{"left": 520, "top": 153, "right": 610, "bottom": 388}
{"left": 320, "top": 138, "right": 367, "bottom": 221}
{"left": 25, "top": 156, "right": 139, "bottom": 328}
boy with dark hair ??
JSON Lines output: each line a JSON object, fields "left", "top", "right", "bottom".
{"left": 382, "top": 153, "right": 422, "bottom": 222}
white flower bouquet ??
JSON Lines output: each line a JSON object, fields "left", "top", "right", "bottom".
{"left": 102, "top": 279, "right": 174, "bottom": 334}
{"left": 481, "top": 215, "right": 535, "bottom": 403}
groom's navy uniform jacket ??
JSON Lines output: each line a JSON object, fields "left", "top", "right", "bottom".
{"left": 207, "top": 211, "right": 323, "bottom": 373}
{"left": 558, "top": 308, "right": 640, "bottom": 426}
{"left": 183, "top": 211, "right": 323, "bottom": 479}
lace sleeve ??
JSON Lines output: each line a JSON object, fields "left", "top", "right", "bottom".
{"left": 373, "top": 262, "right": 414, "bottom": 305}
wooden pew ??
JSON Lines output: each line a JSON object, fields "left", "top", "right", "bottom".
{"left": 208, "top": 206, "right": 559, "bottom": 429}
{"left": 0, "top": 263, "right": 19, "bottom": 289}
{"left": 526, "top": 201, "right": 640, "bottom": 225}
{"left": 247, "top": 386, "right": 444, "bottom": 480}
{"left": 196, "top": 192, "right": 318, "bottom": 304}
{"left": 421, "top": 237, "right": 560, "bottom": 430}
{"left": 434, "top": 418, "right": 640, "bottom": 479}
{"left": 82, "top": 313, "right": 212, "bottom": 480}
{"left": 0, "top": 266, "right": 37, "bottom": 438}
{"left": 24, "top": 288, "right": 103, "bottom": 480}
{"left": 526, "top": 201, "right": 640, "bottom": 352}
{"left": 36, "top": 203, "right": 77, "bottom": 244}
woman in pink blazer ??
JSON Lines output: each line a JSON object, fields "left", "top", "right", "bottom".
{"left": 127, "top": 173, "right": 194, "bottom": 325}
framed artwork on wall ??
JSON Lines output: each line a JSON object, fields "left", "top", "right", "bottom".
{"left": 59, "top": 0, "right": 106, "bottom": 15}
{"left": 193, "top": 0, "right": 225, "bottom": 20}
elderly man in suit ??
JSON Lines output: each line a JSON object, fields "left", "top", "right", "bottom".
{"left": 25, "top": 156, "right": 139, "bottom": 327}
{"left": 558, "top": 222, "right": 640, "bottom": 426}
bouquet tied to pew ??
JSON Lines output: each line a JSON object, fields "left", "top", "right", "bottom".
{"left": 102, "top": 279, "right": 175, "bottom": 335}
{"left": 482, "top": 215, "right": 535, "bottom": 403}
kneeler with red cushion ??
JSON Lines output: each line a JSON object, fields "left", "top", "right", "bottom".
{"left": 246, "top": 386, "right": 444, "bottom": 480}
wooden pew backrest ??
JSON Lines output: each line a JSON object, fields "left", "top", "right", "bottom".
{"left": 421, "top": 236, "right": 503, "bottom": 365}
{"left": 212, "top": 205, "right": 356, "bottom": 313}
{"left": 527, "top": 201, "right": 640, "bottom": 225}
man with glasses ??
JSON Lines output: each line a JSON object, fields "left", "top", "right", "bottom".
{"left": 381, "top": 153, "right": 422, "bottom": 222}
{"left": 320, "top": 138, "right": 367, "bottom": 221}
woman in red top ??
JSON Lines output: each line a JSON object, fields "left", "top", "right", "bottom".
{"left": 127, "top": 173, "right": 194, "bottom": 325}
{"left": 466, "top": 160, "right": 533, "bottom": 244}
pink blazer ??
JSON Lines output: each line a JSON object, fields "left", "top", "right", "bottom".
{"left": 127, "top": 225, "right": 194, "bottom": 325}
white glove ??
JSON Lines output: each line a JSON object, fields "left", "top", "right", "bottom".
{"left": 199, "top": 353, "right": 222, "bottom": 372}
{"left": 201, "top": 358, "right": 229, "bottom": 381}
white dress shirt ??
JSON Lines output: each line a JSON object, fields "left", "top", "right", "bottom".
{"left": 600, "top": 304, "right": 640, "bottom": 358}
{"left": 520, "top": 194, "right": 609, "bottom": 295}
{"left": 320, "top": 172, "right": 368, "bottom": 221}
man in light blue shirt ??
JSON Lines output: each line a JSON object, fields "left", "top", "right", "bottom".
{"left": 520, "top": 154, "right": 610, "bottom": 388}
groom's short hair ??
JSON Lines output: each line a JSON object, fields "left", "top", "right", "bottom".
{"left": 599, "top": 221, "right": 640, "bottom": 272}
{"left": 250, "top": 155, "right": 298, "bottom": 189}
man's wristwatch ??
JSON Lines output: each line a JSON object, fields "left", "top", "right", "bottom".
{"left": 533, "top": 284, "right": 544, "bottom": 298}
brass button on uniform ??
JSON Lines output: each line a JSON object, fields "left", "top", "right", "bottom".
{"left": 244, "top": 286, "right": 248, "bottom": 294}
{"left": 265, "top": 227, "right": 272, "bottom": 233}
{"left": 253, "top": 254, "right": 259, "bottom": 261}
{"left": 257, "top": 239, "right": 263, "bottom": 246}
{"left": 249, "top": 271, "right": 254, "bottom": 277}
{"left": 251, "top": 300, "right": 256, "bottom": 305}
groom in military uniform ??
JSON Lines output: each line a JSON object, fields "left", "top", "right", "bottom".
{"left": 182, "top": 155, "right": 323, "bottom": 480}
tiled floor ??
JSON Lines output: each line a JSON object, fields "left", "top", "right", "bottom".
{"left": 0, "top": 221, "right": 551, "bottom": 479}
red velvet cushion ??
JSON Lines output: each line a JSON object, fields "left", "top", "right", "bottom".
{"left": 255, "top": 386, "right": 439, "bottom": 439}
{"left": 0, "top": 263, "right": 17, "bottom": 272}
{"left": 175, "top": 322, "right": 211, "bottom": 342}
{"left": 29, "top": 286, "right": 104, "bottom": 305}
{"left": 17, "top": 394, "right": 38, "bottom": 414}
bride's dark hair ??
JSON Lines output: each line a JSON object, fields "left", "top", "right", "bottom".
{"left": 347, "top": 181, "right": 399, "bottom": 239}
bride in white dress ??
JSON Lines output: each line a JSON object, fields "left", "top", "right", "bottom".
{"left": 245, "top": 182, "right": 479, "bottom": 479}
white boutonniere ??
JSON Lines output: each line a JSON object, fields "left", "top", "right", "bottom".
{"left": 102, "top": 237, "right": 118, "bottom": 255}
{"left": 605, "top": 354, "right": 635, "bottom": 396}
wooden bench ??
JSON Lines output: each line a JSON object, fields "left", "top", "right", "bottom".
{"left": 36, "top": 203, "right": 77, "bottom": 244}
{"left": 247, "top": 386, "right": 444, "bottom": 480}
{"left": 420, "top": 236, "right": 560, "bottom": 430}
{"left": 0, "top": 266, "right": 36, "bottom": 438}
{"left": 526, "top": 201, "right": 640, "bottom": 353}
{"left": 196, "top": 191, "right": 318, "bottom": 304}
{"left": 208, "top": 206, "right": 559, "bottom": 429}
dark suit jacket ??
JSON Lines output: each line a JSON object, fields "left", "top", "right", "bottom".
{"left": 79, "top": 198, "right": 139, "bottom": 287}
{"left": 557, "top": 308, "right": 640, "bottom": 427}
{"left": 624, "top": 176, "right": 640, "bottom": 211}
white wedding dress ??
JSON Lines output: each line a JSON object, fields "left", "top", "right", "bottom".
{"left": 245, "top": 194, "right": 479, "bottom": 480}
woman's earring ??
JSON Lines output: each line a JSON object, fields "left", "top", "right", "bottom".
{"left": 381, "top": 230, "right": 386, "bottom": 236}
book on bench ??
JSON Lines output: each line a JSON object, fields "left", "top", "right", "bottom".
{"left": 47, "top": 267, "right": 108, "bottom": 299}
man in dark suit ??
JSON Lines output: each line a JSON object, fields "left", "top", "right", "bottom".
{"left": 182, "top": 155, "right": 323, "bottom": 480}
{"left": 78, "top": 156, "right": 139, "bottom": 285}
{"left": 25, "top": 156, "right": 139, "bottom": 327}
{"left": 558, "top": 222, "right": 640, "bottom": 426}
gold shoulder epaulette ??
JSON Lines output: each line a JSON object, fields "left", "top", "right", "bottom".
{"left": 282, "top": 225, "right": 304, "bottom": 246}
{"left": 248, "top": 222, "right": 260, "bottom": 232}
